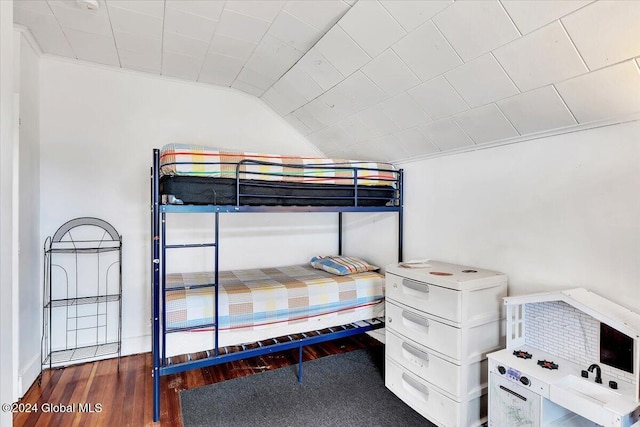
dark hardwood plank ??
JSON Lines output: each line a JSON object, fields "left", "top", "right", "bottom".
{"left": 14, "top": 334, "right": 382, "bottom": 426}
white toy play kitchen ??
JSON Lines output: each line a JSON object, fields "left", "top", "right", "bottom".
{"left": 488, "top": 288, "right": 640, "bottom": 427}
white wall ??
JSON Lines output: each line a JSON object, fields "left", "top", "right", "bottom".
{"left": 17, "top": 31, "right": 41, "bottom": 397}
{"left": 384, "top": 121, "right": 640, "bottom": 311}
{"left": 39, "top": 57, "right": 342, "bottom": 356}
{"left": 0, "top": 0, "right": 15, "bottom": 423}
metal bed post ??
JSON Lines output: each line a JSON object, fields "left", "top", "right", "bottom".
{"left": 398, "top": 169, "right": 404, "bottom": 263}
{"left": 338, "top": 212, "right": 342, "bottom": 256}
{"left": 152, "top": 150, "right": 161, "bottom": 422}
{"left": 161, "top": 212, "right": 167, "bottom": 364}
{"left": 214, "top": 211, "right": 219, "bottom": 357}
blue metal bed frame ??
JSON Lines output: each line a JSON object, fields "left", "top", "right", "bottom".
{"left": 151, "top": 148, "right": 404, "bottom": 421}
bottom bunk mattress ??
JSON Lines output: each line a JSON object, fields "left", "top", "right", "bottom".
{"left": 160, "top": 176, "right": 396, "bottom": 206}
{"left": 165, "top": 264, "right": 385, "bottom": 332}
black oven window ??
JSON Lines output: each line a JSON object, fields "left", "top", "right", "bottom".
{"left": 600, "top": 322, "right": 634, "bottom": 374}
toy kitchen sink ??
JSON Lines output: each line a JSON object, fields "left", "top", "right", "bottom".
{"left": 487, "top": 288, "right": 640, "bottom": 427}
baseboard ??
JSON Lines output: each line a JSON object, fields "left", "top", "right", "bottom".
{"left": 122, "top": 334, "right": 150, "bottom": 356}
{"left": 18, "top": 352, "right": 40, "bottom": 398}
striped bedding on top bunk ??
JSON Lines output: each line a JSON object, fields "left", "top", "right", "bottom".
{"left": 165, "top": 264, "right": 384, "bottom": 331}
{"left": 159, "top": 143, "right": 397, "bottom": 186}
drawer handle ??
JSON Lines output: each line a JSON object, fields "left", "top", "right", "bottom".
{"left": 402, "top": 310, "right": 430, "bottom": 328}
{"left": 402, "top": 372, "right": 429, "bottom": 396}
{"left": 402, "top": 342, "right": 429, "bottom": 363}
{"left": 402, "top": 278, "right": 429, "bottom": 293}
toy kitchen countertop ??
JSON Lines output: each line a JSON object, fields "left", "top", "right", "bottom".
{"left": 489, "top": 345, "right": 637, "bottom": 410}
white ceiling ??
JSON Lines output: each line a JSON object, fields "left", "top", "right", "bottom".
{"left": 13, "top": 0, "right": 640, "bottom": 162}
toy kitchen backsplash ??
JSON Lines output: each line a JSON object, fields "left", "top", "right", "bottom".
{"left": 525, "top": 300, "right": 635, "bottom": 385}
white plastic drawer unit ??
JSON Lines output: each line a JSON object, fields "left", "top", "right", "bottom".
{"left": 386, "top": 357, "right": 487, "bottom": 427}
{"left": 385, "top": 261, "right": 507, "bottom": 325}
{"left": 385, "top": 328, "right": 487, "bottom": 399}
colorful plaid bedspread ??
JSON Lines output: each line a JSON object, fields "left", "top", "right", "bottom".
{"left": 159, "top": 143, "right": 397, "bottom": 186}
{"left": 165, "top": 265, "right": 384, "bottom": 331}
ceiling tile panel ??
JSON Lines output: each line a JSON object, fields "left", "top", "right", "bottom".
{"left": 272, "top": 77, "right": 313, "bottom": 109}
{"left": 64, "top": 27, "right": 119, "bottom": 66}
{"left": 199, "top": 53, "right": 244, "bottom": 85}
{"left": 163, "top": 32, "right": 209, "bottom": 58}
{"left": 208, "top": 34, "right": 257, "bottom": 61}
{"left": 290, "top": 106, "right": 325, "bottom": 132}
{"left": 316, "top": 86, "right": 361, "bottom": 118}
{"left": 267, "top": 10, "right": 323, "bottom": 52}
{"left": 562, "top": 1, "right": 640, "bottom": 71}
{"left": 497, "top": 85, "right": 576, "bottom": 134}
{"left": 244, "top": 35, "right": 305, "bottom": 80}
{"left": 433, "top": 0, "right": 519, "bottom": 61}
{"left": 224, "top": 1, "right": 285, "bottom": 22}
{"left": 494, "top": 21, "right": 588, "bottom": 92}
{"left": 107, "top": 4, "right": 163, "bottom": 38}
{"left": 453, "top": 104, "right": 519, "bottom": 144}
{"left": 336, "top": 71, "right": 388, "bottom": 111}
{"left": 356, "top": 104, "right": 400, "bottom": 137}
{"left": 392, "top": 21, "right": 462, "bottom": 82}
{"left": 408, "top": 76, "right": 469, "bottom": 119}
{"left": 118, "top": 47, "right": 161, "bottom": 73}
{"left": 215, "top": 9, "right": 272, "bottom": 43}
{"left": 380, "top": 92, "right": 431, "bottom": 130}
{"left": 445, "top": 53, "right": 519, "bottom": 107}
{"left": 104, "top": 1, "right": 165, "bottom": 19}
{"left": 14, "top": 0, "right": 54, "bottom": 16}
{"left": 555, "top": 60, "right": 640, "bottom": 123}
{"left": 283, "top": 0, "right": 351, "bottom": 32}
{"left": 336, "top": 116, "right": 378, "bottom": 143}
{"left": 13, "top": 7, "right": 76, "bottom": 58}
{"left": 361, "top": 49, "right": 421, "bottom": 97}
{"left": 283, "top": 114, "right": 313, "bottom": 136}
{"left": 262, "top": 86, "right": 305, "bottom": 115}
{"left": 163, "top": 6, "right": 217, "bottom": 41}
{"left": 304, "top": 98, "right": 343, "bottom": 126}
{"left": 381, "top": 0, "right": 452, "bottom": 32}
{"left": 394, "top": 127, "right": 440, "bottom": 157}
{"left": 276, "top": 67, "right": 324, "bottom": 102}
{"left": 236, "top": 68, "right": 278, "bottom": 91}
{"left": 419, "top": 118, "right": 474, "bottom": 151}
{"left": 231, "top": 80, "right": 265, "bottom": 97}
{"left": 314, "top": 25, "right": 371, "bottom": 77}
{"left": 162, "top": 50, "right": 203, "bottom": 80}
{"left": 324, "top": 146, "right": 361, "bottom": 160}
{"left": 358, "top": 134, "right": 410, "bottom": 162}
{"left": 308, "top": 125, "right": 354, "bottom": 151}
{"left": 296, "top": 48, "right": 345, "bottom": 91}
{"left": 165, "top": 1, "right": 224, "bottom": 20}
{"left": 113, "top": 30, "right": 161, "bottom": 55}
{"left": 500, "top": 0, "right": 592, "bottom": 34}
{"left": 337, "top": 1, "right": 406, "bottom": 58}
{"left": 48, "top": 0, "right": 112, "bottom": 36}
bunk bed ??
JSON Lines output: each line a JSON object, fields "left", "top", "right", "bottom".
{"left": 151, "top": 144, "right": 404, "bottom": 421}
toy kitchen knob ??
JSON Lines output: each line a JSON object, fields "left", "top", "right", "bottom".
{"left": 520, "top": 376, "right": 530, "bottom": 386}
{"left": 497, "top": 366, "right": 506, "bottom": 375}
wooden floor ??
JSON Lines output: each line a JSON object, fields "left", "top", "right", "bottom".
{"left": 15, "top": 334, "right": 382, "bottom": 426}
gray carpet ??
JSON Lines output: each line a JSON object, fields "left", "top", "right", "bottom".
{"left": 180, "top": 348, "right": 434, "bottom": 427}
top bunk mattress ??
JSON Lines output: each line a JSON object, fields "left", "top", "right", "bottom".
{"left": 158, "top": 144, "right": 400, "bottom": 206}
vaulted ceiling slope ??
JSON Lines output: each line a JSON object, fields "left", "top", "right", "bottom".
{"left": 13, "top": 0, "right": 640, "bottom": 162}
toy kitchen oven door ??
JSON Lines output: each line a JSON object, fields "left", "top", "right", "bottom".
{"left": 489, "top": 365, "right": 541, "bottom": 426}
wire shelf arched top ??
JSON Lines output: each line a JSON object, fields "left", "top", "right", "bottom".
{"left": 52, "top": 217, "right": 120, "bottom": 243}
